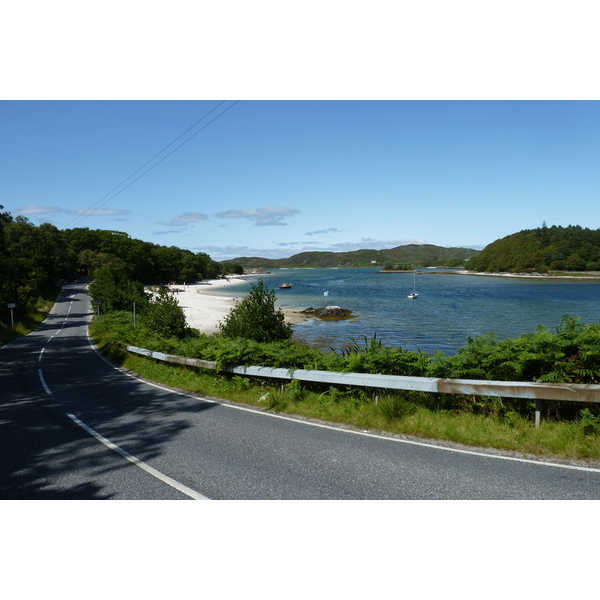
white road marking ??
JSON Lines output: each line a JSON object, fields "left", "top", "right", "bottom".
{"left": 65, "top": 412, "right": 209, "bottom": 500}
{"left": 38, "top": 369, "right": 52, "bottom": 395}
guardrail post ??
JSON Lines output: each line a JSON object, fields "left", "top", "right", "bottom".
{"left": 534, "top": 399, "right": 543, "bottom": 428}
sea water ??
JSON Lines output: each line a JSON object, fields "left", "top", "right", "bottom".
{"left": 216, "top": 268, "right": 600, "bottom": 355}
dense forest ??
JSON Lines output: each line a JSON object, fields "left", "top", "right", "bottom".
{"left": 0, "top": 205, "right": 229, "bottom": 328}
{"left": 466, "top": 225, "right": 600, "bottom": 273}
{"left": 227, "top": 244, "right": 478, "bottom": 269}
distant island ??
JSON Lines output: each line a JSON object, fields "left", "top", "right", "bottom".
{"left": 221, "top": 244, "right": 479, "bottom": 270}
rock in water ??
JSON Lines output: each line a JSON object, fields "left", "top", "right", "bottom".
{"left": 299, "top": 306, "right": 354, "bottom": 320}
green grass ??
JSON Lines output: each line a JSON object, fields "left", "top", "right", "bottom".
{"left": 0, "top": 296, "right": 56, "bottom": 347}
{"left": 95, "top": 336, "right": 600, "bottom": 464}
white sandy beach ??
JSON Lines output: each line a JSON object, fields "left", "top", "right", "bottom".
{"left": 170, "top": 278, "right": 307, "bottom": 335}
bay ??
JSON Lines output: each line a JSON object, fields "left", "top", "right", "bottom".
{"left": 217, "top": 268, "right": 600, "bottom": 355}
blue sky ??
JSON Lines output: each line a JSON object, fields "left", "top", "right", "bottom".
{"left": 2, "top": 100, "right": 599, "bottom": 261}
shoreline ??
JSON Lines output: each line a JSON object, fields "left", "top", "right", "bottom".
{"left": 172, "top": 277, "right": 308, "bottom": 335}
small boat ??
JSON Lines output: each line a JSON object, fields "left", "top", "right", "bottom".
{"left": 407, "top": 269, "right": 418, "bottom": 298}
{"left": 279, "top": 283, "right": 292, "bottom": 289}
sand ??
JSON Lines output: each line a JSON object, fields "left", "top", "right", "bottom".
{"left": 170, "top": 277, "right": 307, "bottom": 335}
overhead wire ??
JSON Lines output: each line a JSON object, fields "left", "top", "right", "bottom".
{"left": 66, "top": 100, "right": 239, "bottom": 229}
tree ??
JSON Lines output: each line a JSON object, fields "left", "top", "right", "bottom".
{"left": 88, "top": 264, "right": 146, "bottom": 313}
{"left": 218, "top": 279, "right": 292, "bottom": 342}
{"left": 1, "top": 216, "right": 68, "bottom": 308}
{"left": 222, "top": 263, "right": 244, "bottom": 275}
{"left": 142, "top": 287, "right": 188, "bottom": 338}
{"left": 78, "top": 249, "right": 118, "bottom": 278}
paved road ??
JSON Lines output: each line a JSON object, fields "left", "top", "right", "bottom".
{"left": 2, "top": 280, "right": 600, "bottom": 499}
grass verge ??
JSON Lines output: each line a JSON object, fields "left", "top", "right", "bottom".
{"left": 0, "top": 296, "right": 57, "bottom": 347}
{"left": 93, "top": 332, "right": 600, "bottom": 464}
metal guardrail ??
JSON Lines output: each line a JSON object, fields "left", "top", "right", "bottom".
{"left": 126, "top": 345, "right": 600, "bottom": 427}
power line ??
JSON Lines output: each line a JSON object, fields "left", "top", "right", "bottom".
{"left": 66, "top": 100, "right": 239, "bottom": 229}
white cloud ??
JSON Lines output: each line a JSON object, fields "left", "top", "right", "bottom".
{"left": 167, "top": 211, "right": 208, "bottom": 225}
{"left": 14, "top": 205, "right": 71, "bottom": 215}
{"left": 152, "top": 229, "right": 184, "bottom": 236}
{"left": 14, "top": 205, "right": 131, "bottom": 217}
{"left": 305, "top": 227, "right": 343, "bottom": 236}
{"left": 79, "top": 208, "right": 131, "bottom": 216}
{"left": 216, "top": 207, "right": 299, "bottom": 226}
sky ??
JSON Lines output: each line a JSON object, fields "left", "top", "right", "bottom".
{"left": 2, "top": 99, "right": 600, "bottom": 262}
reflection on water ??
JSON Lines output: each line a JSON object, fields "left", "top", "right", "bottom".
{"left": 219, "top": 269, "right": 600, "bottom": 355}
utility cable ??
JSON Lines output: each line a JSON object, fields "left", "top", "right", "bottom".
{"left": 67, "top": 100, "right": 239, "bottom": 229}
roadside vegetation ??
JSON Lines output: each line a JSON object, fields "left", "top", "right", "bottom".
{"left": 0, "top": 294, "right": 57, "bottom": 347}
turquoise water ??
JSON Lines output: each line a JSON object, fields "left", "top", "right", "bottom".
{"left": 217, "top": 268, "right": 600, "bottom": 355}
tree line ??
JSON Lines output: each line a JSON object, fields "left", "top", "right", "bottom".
{"left": 0, "top": 205, "right": 239, "bottom": 328}
{"left": 466, "top": 224, "right": 600, "bottom": 273}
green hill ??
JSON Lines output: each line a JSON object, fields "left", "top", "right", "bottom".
{"left": 466, "top": 225, "right": 600, "bottom": 273}
{"left": 224, "top": 244, "right": 479, "bottom": 270}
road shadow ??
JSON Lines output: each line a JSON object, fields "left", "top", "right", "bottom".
{"left": 0, "top": 283, "right": 218, "bottom": 499}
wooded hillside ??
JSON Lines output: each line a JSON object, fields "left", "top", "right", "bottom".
{"left": 225, "top": 244, "right": 479, "bottom": 270}
{"left": 466, "top": 225, "right": 600, "bottom": 273}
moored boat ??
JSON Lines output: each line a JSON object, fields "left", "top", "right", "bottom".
{"left": 407, "top": 269, "right": 418, "bottom": 298}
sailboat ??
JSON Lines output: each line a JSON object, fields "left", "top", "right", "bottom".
{"left": 407, "top": 269, "right": 418, "bottom": 299}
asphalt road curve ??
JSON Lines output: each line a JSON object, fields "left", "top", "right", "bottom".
{"left": 2, "top": 281, "right": 600, "bottom": 500}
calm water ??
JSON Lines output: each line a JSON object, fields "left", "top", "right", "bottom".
{"left": 217, "top": 268, "right": 600, "bottom": 355}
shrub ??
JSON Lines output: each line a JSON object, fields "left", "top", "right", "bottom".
{"left": 142, "top": 287, "right": 189, "bottom": 339}
{"left": 218, "top": 279, "right": 292, "bottom": 343}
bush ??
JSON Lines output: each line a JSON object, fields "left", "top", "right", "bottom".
{"left": 142, "top": 287, "right": 189, "bottom": 339}
{"left": 218, "top": 279, "right": 292, "bottom": 343}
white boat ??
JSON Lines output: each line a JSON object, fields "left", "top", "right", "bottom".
{"left": 407, "top": 269, "right": 418, "bottom": 298}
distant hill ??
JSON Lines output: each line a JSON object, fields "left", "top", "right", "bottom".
{"left": 223, "top": 244, "right": 480, "bottom": 269}
{"left": 466, "top": 225, "right": 600, "bottom": 273}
